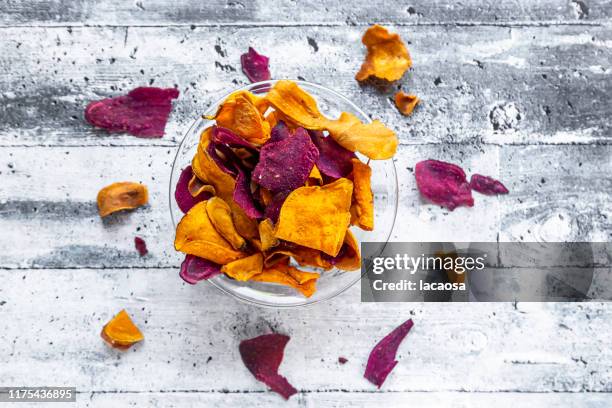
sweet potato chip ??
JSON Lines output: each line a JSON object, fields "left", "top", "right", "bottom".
{"left": 209, "top": 91, "right": 270, "bottom": 145}
{"left": 350, "top": 158, "right": 374, "bottom": 231}
{"left": 264, "top": 242, "right": 333, "bottom": 270}
{"left": 275, "top": 178, "right": 353, "bottom": 256}
{"left": 174, "top": 201, "right": 244, "bottom": 264}
{"left": 241, "top": 47, "right": 271, "bottom": 83}
{"left": 222, "top": 253, "right": 264, "bottom": 281}
{"left": 179, "top": 254, "right": 222, "bottom": 284}
{"left": 259, "top": 219, "right": 279, "bottom": 251}
{"left": 101, "top": 309, "right": 144, "bottom": 350}
{"left": 323, "top": 229, "right": 361, "bottom": 271}
{"left": 394, "top": 92, "right": 419, "bottom": 116}
{"left": 251, "top": 262, "right": 318, "bottom": 297}
{"left": 356, "top": 25, "right": 412, "bottom": 83}
{"left": 188, "top": 173, "right": 216, "bottom": 197}
{"left": 175, "top": 166, "right": 213, "bottom": 214}
{"left": 307, "top": 165, "right": 323, "bottom": 186}
{"left": 206, "top": 197, "right": 247, "bottom": 250}
{"left": 265, "top": 80, "right": 326, "bottom": 129}
{"left": 192, "top": 129, "right": 236, "bottom": 199}
{"left": 97, "top": 182, "right": 148, "bottom": 217}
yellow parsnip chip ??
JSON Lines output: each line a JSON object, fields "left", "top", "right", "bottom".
{"left": 174, "top": 201, "right": 244, "bottom": 264}
{"left": 97, "top": 182, "right": 148, "bottom": 217}
{"left": 221, "top": 253, "right": 264, "bottom": 281}
{"left": 275, "top": 178, "right": 353, "bottom": 256}
{"left": 355, "top": 25, "right": 412, "bottom": 82}
{"left": 206, "top": 197, "right": 247, "bottom": 250}
{"left": 350, "top": 158, "right": 374, "bottom": 231}
{"left": 101, "top": 309, "right": 144, "bottom": 350}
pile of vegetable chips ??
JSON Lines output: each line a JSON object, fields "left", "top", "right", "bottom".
{"left": 174, "top": 80, "right": 398, "bottom": 297}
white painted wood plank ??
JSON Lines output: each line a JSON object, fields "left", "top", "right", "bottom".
{"left": 1, "top": 0, "right": 609, "bottom": 27}
{"left": 0, "top": 25, "right": 610, "bottom": 146}
{"left": 1, "top": 268, "right": 611, "bottom": 393}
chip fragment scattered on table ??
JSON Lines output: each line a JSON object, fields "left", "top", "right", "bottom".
{"left": 101, "top": 309, "right": 144, "bottom": 350}
{"left": 355, "top": 25, "right": 412, "bottom": 83}
{"left": 97, "top": 181, "right": 148, "bottom": 217}
{"left": 134, "top": 236, "right": 148, "bottom": 257}
{"left": 415, "top": 160, "right": 474, "bottom": 210}
{"left": 364, "top": 319, "right": 414, "bottom": 388}
{"left": 470, "top": 174, "right": 509, "bottom": 195}
{"left": 394, "top": 92, "right": 420, "bottom": 116}
{"left": 240, "top": 47, "right": 271, "bottom": 83}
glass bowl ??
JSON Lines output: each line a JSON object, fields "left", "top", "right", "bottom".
{"left": 170, "top": 80, "right": 398, "bottom": 307}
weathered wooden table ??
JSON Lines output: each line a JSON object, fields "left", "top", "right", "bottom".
{"left": 1, "top": 1, "right": 611, "bottom": 406}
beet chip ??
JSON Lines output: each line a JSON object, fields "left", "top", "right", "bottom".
{"left": 234, "top": 168, "right": 264, "bottom": 219}
{"left": 364, "top": 319, "right": 414, "bottom": 388}
{"left": 212, "top": 126, "right": 258, "bottom": 152}
{"left": 179, "top": 254, "right": 221, "bottom": 284}
{"left": 175, "top": 166, "right": 212, "bottom": 213}
{"left": 241, "top": 47, "right": 271, "bottom": 83}
{"left": 309, "top": 130, "right": 356, "bottom": 179}
{"left": 252, "top": 128, "right": 319, "bottom": 193}
{"left": 134, "top": 237, "right": 148, "bottom": 256}
{"left": 415, "top": 160, "right": 474, "bottom": 210}
{"left": 85, "top": 87, "right": 179, "bottom": 137}
{"left": 470, "top": 174, "right": 509, "bottom": 195}
{"left": 239, "top": 334, "right": 297, "bottom": 400}
{"left": 269, "top": 121, "right": 291, "bottom": 143}
{"left": 264, "top": 191, "right": 290, "bottom": 223}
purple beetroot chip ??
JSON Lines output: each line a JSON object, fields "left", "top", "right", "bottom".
{"left": 264, "top": 191, "right": 290, "bottom": 224}
{"left": 85, "top": 87, "right": 179, "bottom": 138}
{"left": 239, "top": 334, "right": 298, "bottom": 400}
{"left": 213, "top": 126, "right": 258, "bottom": 152}
{"left": 134, "top": 236, "right": 148, "bottom": 256}
{"left": 252, "top": 127, "right": 319, "bottom": 193}
{"left": 470, "top": 174, "right": 509, "bottom": 195}
{"left": 309, "top": 130, "right": 356, "bottom": 179}
{"left": 364, "top": 319, "right": 414, "bottom": 388}
{"left": 174, "top": 166, "right": 212, "bottom": 213}
{"left": 415, "top": 160, "right": 474, "bottom": 210}
{"left": 270, "top": 121, "right": 291, "bottom": 143}
{"left": 207, "top": 142, "right": 239, "bottom": 176}
{"left": 179, "top": 254, "right": 222, "bottom": 284}
{"left": 233, "top": 168, "right": 264, "bottom": 219}
{"left": 240, "top": 47, "right": 271, "bottom": 83}
{"left": 338, "top": 357, "right": 348, "bottom": 364}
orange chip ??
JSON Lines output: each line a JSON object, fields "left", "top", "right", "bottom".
{"left": 188, "top": 173, "right": 215, "bottom": 197}
{"left": 394, "top": 92, "right": 420, "bottom": 116}
{"left": 264, "top": 243, "right": 333, "bottom": 271}
{"left": 258, "top": 219, "right": 279, "bottom": 251}
{"left": 174, "top": 201, "right": 244, "bottom": 264}
{"left": 350, "top": 158, "right": 374, "bottom": 231}
{"left": 221, "top": 253, "right": 264, "bottom": 281}
{"left": 275, "top": 178, "right": 353, "bottom": 257}
{"left": 307, "top": 165, "right": 323, "bottom": 186}
{"left": 435, "top": 251, "right": 466, "bottom": 284}
{"left": 206, "top": 197, "right": 247, "bottom": 250}
{"left": 101, "top": 309, "right": 144, "bottom": 350}
{"left": 355, "top": 25, "right": 412, "bottom": 82}
{"left": 265, "top": 80, "right": 398, "bottom": 160}
{"left": 334, "top": 230, "right": 361, "bottom": 271}
{"left": 250, "top": 262, "right": 319, "bottom": 297}
{"left": 97, "top": 182, "right": 148, "bottom": 217}
{"left": 207, "top": 91, "right": 270, "bottom": 145}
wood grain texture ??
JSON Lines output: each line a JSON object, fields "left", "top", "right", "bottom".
{"left": 1, "top": 0, "right": 611, "bottom": 26}
{"left": 1, "top": 269, "right": 611, "bottom": 394}
{"left": 0, "top": 25, "right": 611, "bottom": 147}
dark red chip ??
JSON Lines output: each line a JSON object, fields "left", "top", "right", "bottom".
{"left": 470, "top": 174, "right": 509, "bottom": 195}
{"left": 179, "top": 255, "right": 221, "bottom": 284}
{"left": 240, "top": 47, "right": 271, "bottom": 83}
{"left": 134, "top": 236, "right": 148, "bottom": 256}
{"left": 364, "top": 319, "right": 414, "bottom": 388}
{"left": 233, "top": 168, "right": 264, "bottom": 219}
{"left": 309, "top": 130, "right": 356, "bottom": 179}
{"left": 174, "top": 166, "right": 212, "bottom": 214}
{"left": 415, "top": 160, "right": 474, "bottom": 210}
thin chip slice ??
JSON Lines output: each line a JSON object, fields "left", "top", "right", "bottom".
{"left": 192, "top": 128, "right": 236, "bottom": 200}
{"left": 221, "top": 253, "right": 264, "bottom": 281}
{"left": 269, "top": 121, "right": 291, "bottom": 143}
{"left": 469, "top": 174, "right": 509, "bottom": 195}
{"left": 350, "top": 158, "right": 374, "bottom": 231}
{"left": 307, "top": 165, "right": 323, "bottom": 186}
{"left": 275, "top": 178, "right": 353, "bottom": 256}
{"left": 239, "top": 334, "right": 298, "bottom": 400}
{"left": 364, "top": 319, "right": 414, "bottom": 388}
{"left": 206, "top": 197, "right": 247, "bottom": 250}
{"left": 394, "top": 92, "right": 419, "bottom": 116}
{"left": 322, "top": 229, "right": 361, "bottom": 271}
{"left": 265, "top": 80, "right": 326, "bottom": 129}
{"left": 101, "top": 309, "right": 144, "bottom": 350}
{"left": 175, "top": 166, "right": 212, "bottom": 213}
{"left": 259, "top": 219, "right": 279, "bottom": 251}
{"left": 251, "top": 262, "right": 318, "bottom": 298}
{"left": 309, "top": 130, "right": 356, "bottom": 179}
{"left": 85, "top": 87, "right": 179, "bottom": 137}
{"left": 355, "top": 25, "right": 411, "bottom": 82}
{"left": 179, "top": 254, "right": 222, "bottom": 284}
{"left": 97, "top": 182, "right": 148, "bottom": 217}
{"left": 209, "top": 91, "right": 270, "bottom": 145}
{"left": 264, "top": 191, "right": 290, "bottom": 224}
{"left": 134, "top": 236, "right": 148, "bottom": 257}
{"left": 234, "top": 168, "right": 264, "bottom": 219}
{"left": 188, "top": 173, "right": 216, "bottom": 198}
{"left": 415, "top": 160, "right": 474, "bottom": 210}
{"left": 241, "top": 47, "right": 271, "bottom": 83}
{"left": 174, "top": 201, "right": 244, "bottom": 264}
{"left": 264, "top": 242, "right": 333, "bottom": 271}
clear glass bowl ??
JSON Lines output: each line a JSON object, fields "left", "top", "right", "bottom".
{"left": 169, "top": 80, "right": 398, "bottom": 307}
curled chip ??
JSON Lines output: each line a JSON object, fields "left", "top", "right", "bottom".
{"left": 208, "top": 91, "right": 270, "bottom": 145}
{"left": 241, "top": 47, "right": 271, "bottom": 83}
{"left": 259, "top": 219, "right": 279, "bottom": 251}
{"left": 174, "top": 201, "right": 244, "bottom": 264}
{"left": 85, "top": 87, "right": 179, "bottom": 138}
{"left": 265, "top": 242, "right": 332, "bottom": 271}
{"left": 134, "top": 236, "right": 148, "bottom": 257}
{"left": 251, "top": 261, "right": 318, "bottom": 298}
{"left": 415, "top": 160, "right": 474, "bottom": 210}
{"left": 97, "top": 182, "right": 148, "bottom": 217}
{"left": 101, "top": 309, "right": 144, "bottom": 350}
{"left": 206, "top": 197, "right": 247, "bottom": 250}
{"left": 179, "top": 254, "right": 222, "bottom": 284}
{"left": 175, "top": 166, "right": 213, "bottom": 213}
{"left": 309, "top": 130, "right": 355, "bottom": 179}
{"left": 350, "top": 158, "right": 374, "bottom": 231}
{"left": 323, "top": 230, "right": 361, "bottom": 271}
{"left": 364, "top": 319, "right": 414, "bottom": 388}
{"left": 252, "top": 127, "right": 319, "bottom": 193}
{"left": 470, "top": 174, "right": 509, "bottom": 195}
{"left": 264, "top": 191, "right": 290, "bottom": 224}
{"left": 275, "top": 178, "right": 353, "bottom": 257}
{"left": 192, "top": 128, "right": 237, "bottom": 199}
{"left": 394, "top": 92, "right": 420, "bottom": 116}
{"left": 234, "top": 168, "right": 264, "bottom": 219}
{"left": 239, "top": 334, "right": 298, "bottom": 400}
{"left": 221, "top": 253, "right": 264, "bottom": 281}
{"left": 355, "top": 25, "right": 412, "bottom": 83}
{"left": 265, "top": 81, "right": 398, "bottom": 160}
{"left": 269, "top": 121, "right": 291, "bottom": 143}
